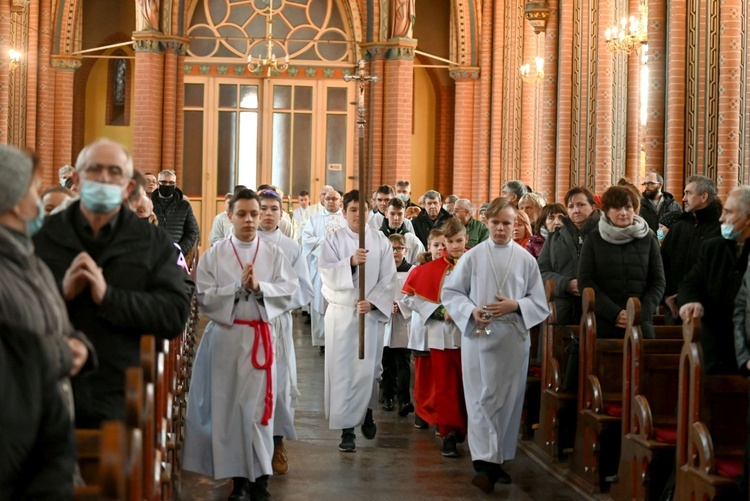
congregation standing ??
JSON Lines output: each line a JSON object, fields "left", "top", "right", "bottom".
{"left": 3, "top": 136, "right": 750, "bottom": 501}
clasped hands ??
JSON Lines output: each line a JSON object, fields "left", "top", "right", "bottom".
{"left": 472, "top": 294, "right": 519, "bottom": 326}
{"left": 62, "top": 252, "right": 108, "bottom": 305}
{"left": 241, "top": 262, "right": 260, "bottom": 293}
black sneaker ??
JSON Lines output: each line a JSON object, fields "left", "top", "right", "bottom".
{"left": 414, "top": 414, "right": 428, "bottom": 429}
{"left": 382, "top": 398, "right": 394, "bottom": 411}
{"left": 441, "top": 434, "right": 458, "bottom": 458}
{"left": 249, "top": 475, "right": 271, "bottom": 501}
{"left": 361, "top": 408, "right": 377, "bottom": 439}
{"left": 318, "top": 346, "right": 325, "bottom": 355}
{"left": 339, "top": 429, "right": 355, "bottom": 452}
{"left": 228, "top": 477, "right": 251, "bottom": 500}
{"left": 398, "top": 402, "right": 414, "bottom": 417}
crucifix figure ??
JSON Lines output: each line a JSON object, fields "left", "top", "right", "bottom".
{"left": 343, "top": 58, "right": 380, "bottom": 359}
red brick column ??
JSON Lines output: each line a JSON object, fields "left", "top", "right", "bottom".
{"left": 540, "top": 0, "right": 560, "bottom": 201}
{"left": 132, "top": 35, "right": 165, "bottom": 173}
{"left": 716, "top": 0, "right": 742, "bottom": 197}
{"left": 50, "top": 56, "right": 81, "bottom": 168}
{"left": 37, "top": 0, "right": 55, "bottom": 184}
{"left": 645, "top": 0, "right": 667, "bottom": 184}
{"left": 594, "top": 0, "right": 614, "bottom": 192}
{"left": 363, "top": 49, "right": 386, "bottom": 186}
{"left": 160, "top": 40, "right": 187, "bottom": 177}
{"left": 381, "top": 43, "right": 416, "bottom": 186}
{"left": 664, "top": 0, "right": 686, "bottom": 193}
{"left": 0, "top": 1, "right": 9, "bottom": 145}
{"left": 450, "top": 69, "right": 478, "bottom": 198}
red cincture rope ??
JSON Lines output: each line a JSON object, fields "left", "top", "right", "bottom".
{"left": 233, "top": 319, "right": 274, "bottom": 426}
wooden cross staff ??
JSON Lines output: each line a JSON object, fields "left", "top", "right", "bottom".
{"left": 343, "top": 59, "right": 380, "bottom": 360}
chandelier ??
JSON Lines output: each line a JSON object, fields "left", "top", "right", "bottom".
{"left": 247, "top": 2, "right": 289, "bottom": 77}
{"left": 605, "top": 3, "right": 648, "bottom": 55}
{"left": 520, "top": 57, "right": 544, "bottom": 85}
{"left": 8, "top": 49, "right": 20, "bottom": 73}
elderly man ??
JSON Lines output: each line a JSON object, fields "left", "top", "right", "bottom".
{"left": 661, "top": 175, "right": 722, "bottom": 323}
{"left": 640, "top": 171, "right": 682, "bottom": 233}
{"left": 454, "top": 198, "right": 489, "bottom": 248}
{"left": 58, "top": 164, "right": 75, "bottom": 186}
{"left": 443, "top": 194, "right": 459, "bottom": 216}
{"left": 411, "top": 190, "right": 453, "bottom": 247}
{"left": 501, "top": 180, "right": 528, "bottom": 207}
{"left": 151, "top": 169, "right": 200, "bottom": 256}
{"left": 302, "top": 187, "right": 346, "bottom": 352}
{"left": 144, "top": 172, "right": 158, "bottom": 196}
{"left": 34, "top": 138, "right": 193, "bottom": 428}
{"left": 302, "top": 184, "right": 334, "bottom": 225}
{"left": 678, "top": 186, "right": 750, "bottom": 375}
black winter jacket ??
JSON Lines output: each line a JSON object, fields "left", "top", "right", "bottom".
{"left": 33, "top": 202, "right": 194, "bottom": 428}
{"left": 678, "top": 236, "right": 748, "bottom": 374}
{"left": 411, "top": 207, "right": 453, "bottom": 247}
{"left": 660, "top": 200, "right": 723, "bottom": 297}
{"left": 639, "top": 191, "right": 682, "bottom": 232}
{"left": 578, "top": 224, "right": 665, "bottom": 339}
{"left": 538, "top": 211, "right": 601, "bottom": 325}
{"left": 151, "top": 187, "right": 200, "bottom": 255}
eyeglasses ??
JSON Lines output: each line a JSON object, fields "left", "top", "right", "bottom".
{"left": 392, "top": 246, "right": 406, "bottom": 252}
{"left": 159, "top": 180, "right": 176, "bottom": 186}
{"left": 641, "top": 182, "right": 659, "bottom": 187}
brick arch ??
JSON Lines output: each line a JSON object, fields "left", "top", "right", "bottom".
{"left": 451, "top": 0, "right": 478, "bottom": 67}
{"left": 72, "top": 31, "right": 132, "bottom": 156}
{"left": 53, "top": 0, "right": 82, "bottom": 54}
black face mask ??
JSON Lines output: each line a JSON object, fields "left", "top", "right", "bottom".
{"left": 158, "top": 185, "right": 176, "bottom": 197}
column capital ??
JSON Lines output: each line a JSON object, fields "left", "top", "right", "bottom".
{"left": 360, "top": 40, "right": 417, "bottom": 61}
{"left": 132, "top": 34, "right": 189, "bottom": 55}
{"left": 50, "top": 55, "right": 82, "bottom": 71}
{"left": 449, "top": 67, "right": 480, "bottom": 80}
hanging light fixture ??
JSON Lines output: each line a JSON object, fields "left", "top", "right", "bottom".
{"left": 605, "top": 2, "right": 648, "bottom": 55}
{"left": 520, "top": 56, "right": 544, "bottom": 85}
{"left": 8, "top": 49, "right": 20, "bottom": 73}
{"left": 247, "top": 1, "right": 289, "bottom": 77}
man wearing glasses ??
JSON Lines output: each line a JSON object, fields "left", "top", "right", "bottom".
{"left": 151, "top": 169, "right": 200, "bottom": 256}
{"left": 639, "top": 171, "right": 682, "bottom": 233}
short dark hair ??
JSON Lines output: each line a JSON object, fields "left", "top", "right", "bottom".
{"left": 233, "top": 185, "right": 247, "bottom": 193}
{"left": 564, "top": 186, "right": 597, "bottom": 207}
{"left": 388, "top": 233, "right": 406, "bottom": 246}
{"left": 502, "top": 180, "right": 528, "bottom": 200}
{"left": 343, "top": 189, "right": 359, "bottom": 211}
{"left": 376, "top": 185, "right": 394, "bottom": 196}
{"left": 388, "top": 198, "right": 406, "bottom": 210}
{"left": 257, "top": 184, "right": 272, "bottom": 191}
{"left": 601, "top": 185, "right": 639, "bottom": 212}
{"left": 536, "top": 203, "right": 566, "bottom": 232}
{"left": 229, "top": 188, "right": 260, "bottom": 211}
{"left": 441, "top": 217, "right": 466, "bottom": 239}
{"left": 647, "top": 171, "right": 664, "bottom": 185}
{"left": 484, "top": 197, "right": 515, "bottom": 218}
{"left": 299, "top": 190, "right": 309, "bottom": 197}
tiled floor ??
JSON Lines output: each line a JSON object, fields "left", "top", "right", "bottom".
{"left": 179, "top": 313, "right": 584, "bottom": 500}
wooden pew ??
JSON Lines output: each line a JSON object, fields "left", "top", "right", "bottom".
{"left": 75, "top": 421, "right": 138, "bottom": 500}
{"left": 675, "top": 318, "right": 749, "bottom": 500}
{"left": 522, "top": 323, "right": 542, "bottom": 439}
{"left": 610, "top": 298, "right": 683, "bottom": 501}
{"left": 531, "top": 280, "right": 580, "bottom": 462}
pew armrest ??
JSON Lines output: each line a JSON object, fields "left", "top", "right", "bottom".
{"left": 550, "top": 357, "right": 562, "bottom": 392}
{"left": 690, "top": 421, "right": 715, "bottom": 475}
{"left": 586, "top": 374, "right": 603, "bottom": 413}
{"left": 632, "top": 394, "right": 654, "bottom": 438}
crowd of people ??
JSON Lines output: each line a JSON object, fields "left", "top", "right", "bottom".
{"left": 3, "top": 136, "right": 750, "bottom": 500}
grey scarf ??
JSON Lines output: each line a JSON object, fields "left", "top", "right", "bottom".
{"left": 598, "top": 214, "right": 650, "bottom": 244}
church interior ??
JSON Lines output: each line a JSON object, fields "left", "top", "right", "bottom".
{"left": 3, "top": 0, "right": 750, "bottom": 499}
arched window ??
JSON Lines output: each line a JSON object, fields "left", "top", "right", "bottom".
{"left": 107, "top": 56, "right": 130, "bottom": 125}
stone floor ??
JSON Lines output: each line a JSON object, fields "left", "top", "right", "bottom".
{"left": 179, "top": 313, "right": 584, "bottom": 500}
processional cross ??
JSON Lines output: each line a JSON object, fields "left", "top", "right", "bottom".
{"left": 343, "top": 59, "right": 380, "bottom": 359}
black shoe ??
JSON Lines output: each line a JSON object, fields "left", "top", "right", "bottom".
{"left": 319, "top": 346, "right": 325, "bottom": 355}
{"left": 471, "top": 471, "right": 495, "bottom": 493}
{"left": 339, "top": 429, "right": 355, "bottom": 452}
{"left": 305, "top": 315, "right": 311, "bottom": 324}
{"left": 494, "top": 465, "right": 511, "bottom": 484}
{"left": 398, "top": 402, "right": 414, "bottom": 417}
{"left": 228, "top": 477, "right": 251, "bottom": 501}
{"left": 249, "top": 475, "right": 270, "bottom": 501}
{"left": 441, "top": 434, "right": 458, "bottom": 458}
{"left": 414, "top": 414, "right": 428, "bottom": 429}
{"left": 382, "top": 398, "right": 394, "bottom": 411}
{"left": 361, "top": 408, "right": 377, "bottom": 439}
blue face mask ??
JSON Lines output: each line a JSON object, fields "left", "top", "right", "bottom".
{"left": 721, "top": 222, "right": 741, "bottom": 241}
{"left": 80, "top": 179, "right": 124, "bottom": 213}
{"left": 396, "top": 193, "right": 409, "bottom": 203}
{"left": 656, "top": 229, "right": 665, "bottom": 242}
{"left": 26, "top": 199, "right": 45, "bottom": 236}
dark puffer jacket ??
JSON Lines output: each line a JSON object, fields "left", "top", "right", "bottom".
{"left": 411, "top": 207, "right": 453, "bottom": 247}
{"left": 151, "top": 187, "right": 200, "bottom": 255}
{"left": 660, "top": 199, "right": 722, "bottom": 297}
{"left": 578, "top": 224, "right": 665, "bottom": 339}
{"left": 537, "top": 211, "right": 601, "bottom": 325}
{"left": 639, "top": 191, "right": 682, "bottom": 232}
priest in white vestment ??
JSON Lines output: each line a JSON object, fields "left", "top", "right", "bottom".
{"left": 318, "top": 189, "right": 397, "bottom": 452}
{"left": 443, "top": 197, "right": 548, "bottom": 492}
{"left": 301, "top": 188, "right": 345, "bottom": 349}
{"left": 183, "top": 189, "right": 298, "bottom": 500}
{"left": 257, "top": 189, "right": 313, "bottom": 476}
